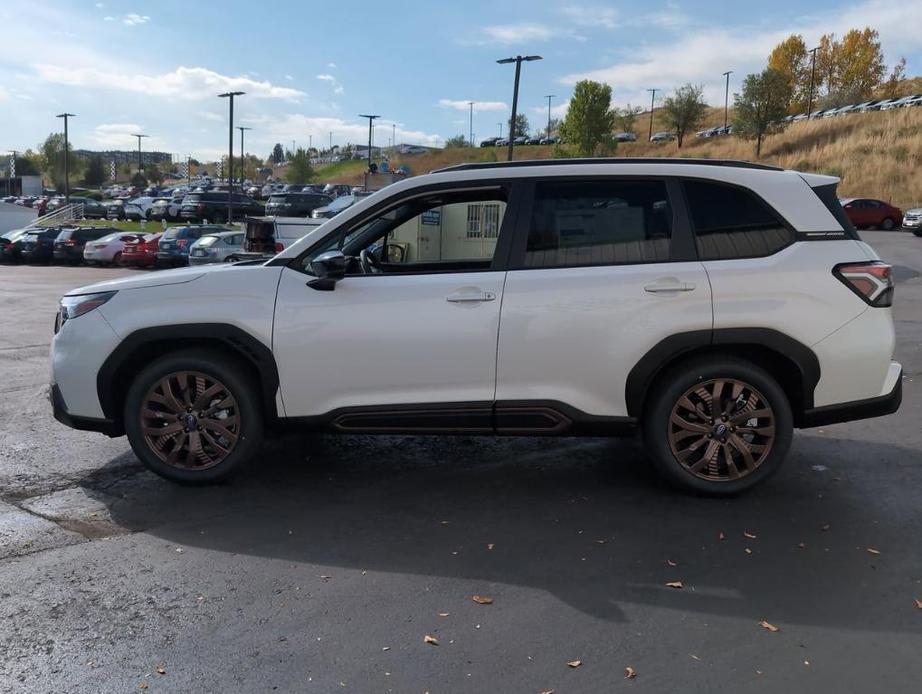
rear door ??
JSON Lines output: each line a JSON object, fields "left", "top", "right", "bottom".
{"left": 495, "top": 177, "right": 712, "bottom": 422}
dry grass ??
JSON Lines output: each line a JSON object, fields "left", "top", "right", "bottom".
{"left": 326, "top": 107, "right": 922, "bottom": 209}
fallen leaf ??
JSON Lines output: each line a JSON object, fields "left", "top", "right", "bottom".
{"left": 666, "top": 559, "right": 677, "bottom": 567}
{"left": 487, "top": 543, "right": 495, "bottom": 550}
{"left": 914, "top": 598, "right": 922, "bottom": 609}
{"left": 540, "top": 690, "right": 555, "bottom": 694}
{"left": 756, "top": 670, "right": 763, "bottom": 675}
{"left": 744, "top": 531, "right": 757, "bottom": 539}
{"left": 719, "top": 532, "right": 726, "bottom": 540}
{"left": 625, "top": 666, "right": 637, "bottom": 679}
{"left": 438, "top": 612, "right": 450, "bottom": 617}
{"left": 745, "top": 548, "right": 753, "bottom": 555}
{"left": 139, "top": 684, "right": 148, "bottom": 691}
{"left": 821, "top": 523, "right": 831, "bottom": 531}
{"left": 472, "top": 595, "right": 493, "bottom": 605}
{"left": 382, "top": 646, "right": 390, "bottom": 651}
{"left": 567, "top": 660, "right": 582, "bottom": 668}
{"left": 156, "top": 664, "right": 166, "bottom": 675}
{"left": 798, "top": 542, "right": 806, "bottom": 549}
{"left": 424, "top": 635, "right": 439, "bottom": 646}
{"left": 690, "top": 654, "right": 700, "bottom": 661}
{"left": 804, "top": 660, "right": 810, "bottom": 666}
{"left": 867, "top": 547, "right": 881, "bottom": 555}
{"left": 759, "top": 620, "right": 780, "bottom": 632}
{"left": 595, "top": 539, "right": 606, "bottom": 544}
{"left": 666, "top": 581, "right": 684, "bottom": 589}
{"left": 175, "top": 548, "right": 183, "bottom": 554}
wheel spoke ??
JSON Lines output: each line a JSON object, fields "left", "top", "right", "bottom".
{"left": 730, "top": 407, "right": 771, "bottom": 424}
{"left": 142, "top": 421, "right": 184, "bottom": 436}
{"left": 193, "top": 383, "right": 225, "bottom": 410}
{"left": 160, "top": 379, "right": 185, "bottom": 413}
{"left": 670, "top": 412, "right": 710, "bottom": 433}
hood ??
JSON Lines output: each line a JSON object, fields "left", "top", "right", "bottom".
{"left": 64, "top": 263, "right": 233, "bottom": 296}
{"left": 905, "top": 208, "right": 922, "bottom": 215}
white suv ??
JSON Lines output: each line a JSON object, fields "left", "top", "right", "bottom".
{"left": 50, "top": 159, "right": 902, "bottom": 494}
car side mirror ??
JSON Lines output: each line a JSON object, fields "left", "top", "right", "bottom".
{"left": 307, "top": 250, "right": 346, "bottom": 291}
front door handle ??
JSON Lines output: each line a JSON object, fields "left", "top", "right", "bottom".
{"left": 446, "top": 290, "right": 496, "bottom": 303}
{"left": 644, "top": 279, "right": 696, "bottom": 293}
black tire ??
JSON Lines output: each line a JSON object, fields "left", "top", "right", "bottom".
{"left": 123, "top": 349, "right": 263, "bottom": 484}
{"left": 111, "top": 252, "right": 122, "bottom": 266}
{"left": 881, "top": 217, "right": 895, "bottom": 231}
{"left": 642, "top": 355, "right": 793, "bottom": 495}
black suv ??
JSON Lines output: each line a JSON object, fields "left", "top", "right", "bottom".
{"left": 180, "top": 192, "right": 263, "bottom": 223}
{"left": 53, "top": 226, "right": 118, "bottom": 264}
{"left": 19, "top": 229, "right": 61, "bottom": 263}
{"left": 264, "top": 192, "right": 333, "bottom": 217}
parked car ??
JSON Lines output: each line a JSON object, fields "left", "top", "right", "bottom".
{"left": 123, "top": 197, "right": 157, "bottom": 221}
{"left": 496, "top": 138, "right": 510, "bottom": 147}
{"left": 46, "top": 196, "right": 108, "bottom": 219}
{"left": 156, "top": 225, "right": 228, "bottom": 266}
{"left": 902, "top": 208, "right": 922, "bottom": 235}
{"left": 840, "top": 198, "right": 903, "bottom": 230}
{"left": 119, "top": 233, "right": 162, "bottom": 268}
{"left": 150, "top": 196, "right": 185, "bottom": 221}
{"left": 902, "top": 94, "right": 922, "bottom": 108}
{"left": 480, "top": 137, "right": 500, "bottom": 147}
{"left": 650, "top": 131, "right": 675, "bottom": 142}
{"left": 188, "top": 231, "right": 246, "bottom": 265}
{"left": 105, "top": 200, "right": 126, "bottom": 220}
{"left": 0, "top": 228, "right": 30, "bottom": 262}
{"left": 179, "top": 192, "right": 264, "bottom": 223}
{"left": 53, "top": 226, "right": 119, "bottom": 264}
{"left": 525, "top": 136, "right": 543, "bottom": 145}
{"left": 50, "top": 158, "right": 901, "bottom": 494}
{"left": 615, "top": 132, "right": 637, "bottom": 142}
{"left": 264, "top": 192, "right": 333, "bottom": 218}
{"left": 322, "top": 184, "right": 352, "bottom": 198}
{"left": 19, "top": 228, "right": 61, "bottom": 263}
{"left": 539, "top": 136, "right": 560, "bottom": 145}
{"left": 310, "top": 193, "right": 371, "bottom": 219}
{"left": 83, "top": 232, "right": 144, "bottom": 265}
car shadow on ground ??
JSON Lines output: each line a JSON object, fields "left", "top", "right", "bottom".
{"left": 80, "top": 431, "right": 922, "bottom": 633}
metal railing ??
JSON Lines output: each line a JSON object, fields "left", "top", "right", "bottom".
{"left": 31, "top": 203, "right": 85, "bottom": 228}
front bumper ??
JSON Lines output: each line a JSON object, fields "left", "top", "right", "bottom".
{"left": 801, "top": 365, "right": 902, "bottom": 428}
{"left": 50, "top": 384, "right": 121, "bottom": 436}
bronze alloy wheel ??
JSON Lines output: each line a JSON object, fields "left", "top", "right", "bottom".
{"left": 668, "top": 378, "right": 776, "bottom": 482}
{"left": 140, "top": 371, "right": 240, "bottom": 470}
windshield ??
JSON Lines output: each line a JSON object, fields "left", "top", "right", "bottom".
{"left": 328, "top": 195, "right": 355, "bottom": 211}
{"left": 268, "top": 195, "right": 289, "bottom": 204}
{"left": 197, "top": 235, "right": 220, "bottom": 247}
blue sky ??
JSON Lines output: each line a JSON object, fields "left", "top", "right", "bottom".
{"left": 0, "top": 0, "right": 919, "bottom": 162}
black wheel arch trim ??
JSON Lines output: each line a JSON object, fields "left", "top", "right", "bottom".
{"left": 625, "top": 328, "right": 821, "bottom": 421}
{"left": 96, "top": 323, "right": 280, "bottom": 434}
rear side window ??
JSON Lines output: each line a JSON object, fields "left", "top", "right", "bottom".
{"left": 522, "top": 179, "right": 673, "bottom": 268}
{"left": 684, "top": 180, "right": 793, "bottom": 260}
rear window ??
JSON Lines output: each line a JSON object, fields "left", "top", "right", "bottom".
{"left": 55, "top": 230, "right": 75, "bottom": 241}
{"left": 268, "top": 195, "right": 288, "bottom": 204}
{"left": 162, "top": 227, "right": 185, "bottom": 239}
{"left": 683, "top": 180, "right": 793, "bottom": 260}
{"left": 197, "top": 235, "right": 220, "bottom": 247}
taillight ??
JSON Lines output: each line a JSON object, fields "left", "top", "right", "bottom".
{"left": 274, "top": 242, "right": 284, "bottom": 253}
{"left": 177, "top": 239, "right": 188, "bottom": 248}
{"left": 64, "top": 239, "right": 75, "bottom": 246}
{"left": 834, "top": 262, "right": 893, "bottom": 307}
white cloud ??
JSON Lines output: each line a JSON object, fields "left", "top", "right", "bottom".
{"left": 284, "top": 74, "right": 293, "bottom": 81}
{"left": 33, "top": 64, "right": 305, "bottom": 101}
{"left": 241, "top": 113, "right": 442, "bottom": 148}
{"left": 530, "top": 99, "right": 570, "bottom": 120}
{"left": 316, "top": 73, "right": 344, "bottom": 95}
{"left": 439, "top": 99, "right": 508, "bottom": 112}
{"left": 561, "top": 6, "right": 618, "bottom": 29}
{"left": 103, "top": 15, "right": 114, "bottom": 21}
{"left": 327, "top": 62, "right": 337, "bottom": 69}
{"left": 122, "top": 13, "right": 150, "bottom": 26}
{"left": 86, "top": 123, "right": 148, "bottom": 148}
{"left": 481, "top": 23, "right": 554, "bottom": 44}
{"left": 196, "top": 111, "right": 224, "bottom": 123}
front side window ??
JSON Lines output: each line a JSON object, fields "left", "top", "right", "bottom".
{"left": 522, "top": 179, "right": 672, "bottom": 268}
{"left": 684, "top": 180, "right": 792, "bottom": 260}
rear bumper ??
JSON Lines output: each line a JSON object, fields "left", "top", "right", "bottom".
{"left": 801, "top": 365, "right": 902, "bottom": 428}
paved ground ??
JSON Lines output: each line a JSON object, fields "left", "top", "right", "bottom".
{"left": 1, "top": 232, "right": 921, "bottom": 693}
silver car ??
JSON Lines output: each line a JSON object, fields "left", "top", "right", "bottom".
{"left": 187, "top": 230, "right": 245, "bottom": 265}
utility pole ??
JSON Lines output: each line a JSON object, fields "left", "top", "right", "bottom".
{"left": 218, "top": 90, "right": 245, "bottom": 223}
{"left": 329, "top": 131, "right": 333, "bottom": 153}
{"left": 237, "top": 126, "right": 252, "bottom": 186}
{"left": 544, "top": 94, "right": 555, "bottom": 140}
{"left": 646, "top": 88, "right": 658, "bottom": 141}
{"left": 358, "top": 114, "right": 380, "bottom": 170}
{"left": 498, "top": 122, "right": 503, "bottom": 138}
{"left": 497, "top": 54, "right": 542, "bottom": 161}
{"left": 807, "top": 46, "right": 820, "bottom": 118}
{"left": 56, "top": 113, "right": 75, "bottom": 201}
{"left": 468, "top": 101, "right": 475, "bottom": 147}
{"left": 392, "top": 123, "right": 396, "bottom": 152}
{"left": 722, "top": 71, "right": 733, "bottom": 129}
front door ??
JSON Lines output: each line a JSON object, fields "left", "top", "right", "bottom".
{"left": 273, "top": 185, "right": 518, "bottom": 426}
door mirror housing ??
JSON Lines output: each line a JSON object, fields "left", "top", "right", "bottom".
{"left": 308, "top": 250, "right": 346, "bottom": 291}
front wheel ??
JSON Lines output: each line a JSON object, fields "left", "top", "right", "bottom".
{"left": 881, "top": 217, "right": 896, "bottom": 231}
{"left": 643, "top": 356, "right": 793, "bottom": 495}
{"left": 123, "top": 350, "right": 263, "bottom": 484}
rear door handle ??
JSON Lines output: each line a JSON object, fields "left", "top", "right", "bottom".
{"left": 446, "top": 290, "right": 496, "bottom": 303}
{"left": 644, "top": 279, "right": 696, "bottom": 293}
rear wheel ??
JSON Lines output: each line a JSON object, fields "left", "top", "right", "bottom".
{"left": 881, "top": 217, "right": 896, "bottom": 231}
{"left": 643, "top": 356, "right": 792, "bottom": 495}
{"left": 111, "top": 252, "right": 122, "bottom": 266}
{"left": 123, "top": 350, "right": 263, "bottom": 484}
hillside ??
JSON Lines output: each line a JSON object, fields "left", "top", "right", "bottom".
{"left": 318, "top": 106, "right": 922, "bottom": 210}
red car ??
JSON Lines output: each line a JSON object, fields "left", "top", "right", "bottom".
{"left": 119, "top": 233, "right": 162, "bottom": 268}
{"left": 840, "top": 198, "right": 903, "bottom": 230}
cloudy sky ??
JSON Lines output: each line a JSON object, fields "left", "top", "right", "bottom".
{"left": 0, "top": 0, "right": 919, "bottom": 161}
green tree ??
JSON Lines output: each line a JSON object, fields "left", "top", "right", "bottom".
{"left": 768, "top": 34, "right": 810, "bottom": 112}
{"left": 270, "top": 143, "right": 285, "bottom": 164}
{"left": 145, "top": 163, "right": 163, "bottom": 185}
{"left": 661, "top": 84, "right": 708, "bottom": 148}
{"left": 508, "top": 113, "right": 530, "bottom": 139}
{"left": 444, "top": 134, "right": 469, "bottom": 148}
{"left": 559, "top": 79, "right": 617, "bottom": 156}
{"left": 733, "top": 68, "right": 793, "bottom": 157}
{"left": 285, "top": 148, "right": 314, "bottom": 183}
{"left": 83, "top": 155, "right": 107, "bottom": 186}
{"left": 881, "top": 57, "right": 907, "bottom": 98}
{"left": 816, "top": 28, "right": 888, "bottom": 105}
{"left": 39, "top": 133, "right": 71, "bottom": 189}
{"left": 615, "top": 105, "right": 643, "bottom": 133}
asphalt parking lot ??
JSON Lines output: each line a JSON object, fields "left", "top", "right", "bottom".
{"left": 1, "top": 232, "right": 921, "bottom": 693}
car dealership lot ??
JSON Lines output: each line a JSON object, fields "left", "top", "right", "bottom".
{"left": 1, "top": 233, "right": 921, "bottom": 692}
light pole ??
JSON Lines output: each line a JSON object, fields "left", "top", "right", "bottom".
{"left": 498, "top": 122, "right": 503, "bottom": 138}
{"left": 218, "top": 90, "right": 245, "bottom": 223}
{"left": 130, "top": 132, "right": 148, "bottom": 181}
{"left": 468, "top": 101, "right": 475, "bottom": 147}
{"left": 56, "top": 113, "right": 75, "bottom": 201}
{"left": 358, "top": 114, "right": 380, "bottom": 170}
{"left": 722, "top": 71, "right": 733, "bottom": 129}
{"left": 807, "top": 46, "right": 819, "bottom": 117}
{"left": 646, "top": 88, "right": 658, "bottom": 141}
{"left": 497, "top": 54, "right": 542, "bottom": 160}
{"left": 392, "top": 123, "right": 396, "bottom": 152}
{"left": 329, "top": 131, "right": 333, "bottom": 153}
{"left": 544, "top": 94, "right": 555, "bottom": 140}
{"left": 237, "top": 126, "right": 252, "bottom": 186}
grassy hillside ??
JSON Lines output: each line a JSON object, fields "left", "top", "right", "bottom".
{"left": 322, "top": 106, "right": 922, "bottom": 210}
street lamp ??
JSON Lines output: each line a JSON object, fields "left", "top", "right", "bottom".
{"left": 807, "top": 46, "right": 820, "bottom": 118}
{"left": 358, "top": 114, "right": 380, "bottom": 170}
{"left": 218, "top": 90, "right": 245, "bottom": 223}
{"left": 497, "top": 122, "right": 503, "bottom": 138}
{"left": 130, "top": 132, "right": 148, "bottom": 179}
{"left": 722, "top": 71, "right": 733, "bottom": 129}
{"left": 544, "top": 94, "right": 555, "bottom": 140}
{"left": 56, "top": 113, "right": 75, "bottom": 201}
{"left": 646, "top": 88, "right": 658, "bottom": 141}
{"left": 497, "top": 54, "right": 542, "bottom": 161}
{"left": 237, "top": 126, "right": 252, "bottom": 187}
{"left": 468, "top": 101, "right": 475, "bottom": 147}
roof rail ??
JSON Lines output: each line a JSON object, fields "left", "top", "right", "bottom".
{"left": 432, "top": 157, "right": 783, "bottom": 174}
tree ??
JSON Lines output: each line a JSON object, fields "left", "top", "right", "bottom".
{"left": 615, "top": 105, "right": 643, "bottom": 133}
{"left": 270, "top": 143, "right": 285, "bottom": 164}
{"left": 733, "top": 69, "right": 793, "bottom": 157}
{"left": 768, "top": 34, "right": 810, "bottom": 112}
{"left": 285, "top": 148, "right": 314, "bottom": 183}
{"left": 39, "top": 133, "right": 71, "bottom": 189}
{"left": 145, "top": 163, "right": 163, "bottom": 185}
{"left": 661, "top": 84, "right": 708, "bottom": 148}
{"left": 443, "top": 134, "right": 469, "bottom": 148}
{"left": 559, "top": 79, "right": 616, "bottom": 156}
{"left": 508, "top": 113, "right": 530, "bottom": 139}
{"left": 881, "top": 57, "right": 907, "bottom": 98}
{"left": 545, "top": 117, "right": 561, "bottom": 138}
{"left": 83, "top": 155, "right": 107, "bottom": 186}
{"left": 815, "top": 28, "right": 887, "bottom": 104}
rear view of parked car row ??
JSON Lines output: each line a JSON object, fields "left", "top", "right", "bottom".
{"left": 0, "top": 225, "right": 244, "bottom": 268}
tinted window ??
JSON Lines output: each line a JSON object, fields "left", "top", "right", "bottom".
{"left": 523, "top": 179, "right": 672, "bottom": 268}
{"left": 268, "top": 195, "right": 288, "bottom": 204}
{"left": 684, "top": 180, "right": 792, "bottom": 260}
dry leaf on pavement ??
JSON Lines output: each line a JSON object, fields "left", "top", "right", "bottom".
{"left": 139, "top": 684, "right": 148, "bottom": 691}
{"left": 472, "top": 595, "right": 493, "bottom": 605}
{"left": 487, "top": 543, "right": 495, "bottom": 550}
{"left": 424, "top": 635, "right": 439, "bottom": 646}
{"left": 540, "top": 690, "right": 555, "bottom": 694}
{"left": 759, "top": 620, "right": 780, "bottom": 632}
{"left": 567, "top": 660, "right": 582, "bottom": 668}
{"left": 719, "top": 532, "right": 726, "bottom": 540}
{"left": 625, "top": 666, "right": 637, "bottom": 679}
{"left": 821, "top": 523, "right": 831, "bottom": 531}
{"left": 744, "top": 531, "right": 757, "bottom": 539}
{"left": 914, "top": 598, "right": 922, "bottom": 609}
{"left": 666, "top": 581, "right": 684, "bottom": 589}
{"left": 438, "top": 612, "right": 450, "bottom": 617}
{"left": 867, "top": 547, "right": 881, "bottom": 555}
{"left": 156, "top": 664, "right": 166, "bottom": 675}
{"left": 666, "top": 559, "right": 677, "bottom": 566}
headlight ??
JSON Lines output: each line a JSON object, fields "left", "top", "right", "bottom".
{"left": 59, "top": 291, "right": 117, "bottom": 325}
